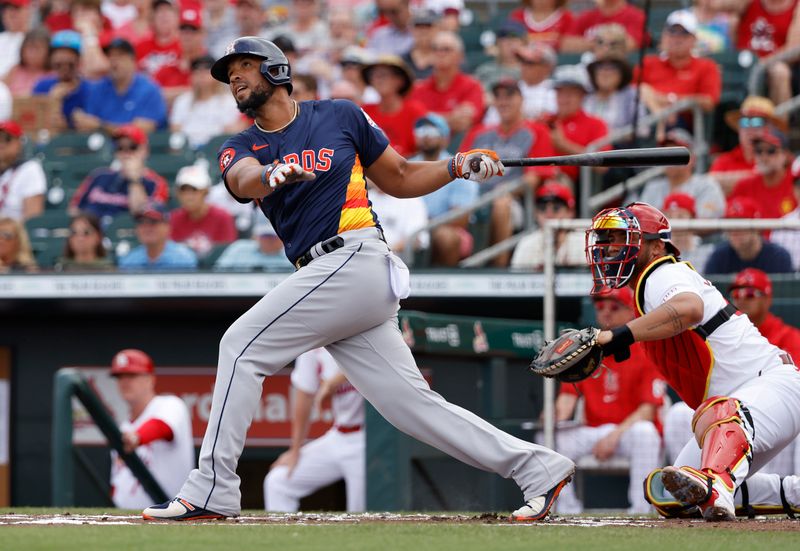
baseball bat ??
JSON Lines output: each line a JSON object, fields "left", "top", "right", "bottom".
{"left": 469, "top": 147, "right": 690, "bottom": 171}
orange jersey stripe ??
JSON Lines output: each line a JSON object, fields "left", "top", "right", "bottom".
{"left": 338, "top": 155, "right": 376, "bottom": 233}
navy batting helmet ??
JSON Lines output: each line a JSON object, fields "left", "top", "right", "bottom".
{"left": 211, "top": 36, "right": 293, "bottom": 94}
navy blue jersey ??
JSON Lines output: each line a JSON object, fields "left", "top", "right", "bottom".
{"left": 217, "top": 99, "right": 390, "bottom": 264}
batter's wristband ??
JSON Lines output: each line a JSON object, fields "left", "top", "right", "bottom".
{"left": 602, "top": 324, "right": 634, "bottom": 360}
{"left": 447, "top": 156, "right": 457, "bottom": 179}
{"left": 261, "top": 165, "right": 275, "bottom": 190}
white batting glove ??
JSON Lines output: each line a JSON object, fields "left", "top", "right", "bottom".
{"left": 449, "top": 149, "right": 505, "bottom": 183}
{"left": 262, "top": 162, "right": 316, "bottom": 190}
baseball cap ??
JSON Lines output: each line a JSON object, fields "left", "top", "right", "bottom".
{"left": 665, "top": 10, "right": 698, "bottom": 35}
{"left": 110, "top": 348, "right": 155, "bottom": 376}
{"left": 176, "top": 164, "right": 212, "bottom": 190}
{"left": 113, "top": 124, "right": 148, "bottom": 146}
{"left": 491, "top": 77, "right": 521, "bottom": 95}
{"left": 496, "top": 20, "right": 527, "bottom": 39}
{"left": 552, "top": 65, "right": 592, "bottom": 93}
{"left": 730, "top": 268, "right": 772, "bottom": 296}
{"left": 135, "top": 204, "right": 170, "bottom": 223}
{"left": 180, "top": 7, "right": 203, "bottom": 29}
{"left": 536, "top": 181, "right": 575, "bottom": 209}
{"left": 515, "top": 42, "right": 557, "bottom": 65}
{"left": 0, "top": 120, "right": 23, "bottom": 138}
{"left": 412, "top": 8, "right": 437, "bottom": 26}
{"left": 592, "top": 286, "right": 635, "bottom": 310}
{"left": 414, "top": 113, "right": 450, "bottom": 138}
{"left": 103, "top": 37, "right": 136, "bottom": 56}
{"left": 663, "top": 192, "right": 696, "bottom": 217}
{"left": 752, "top": 124, "right": 788, "bottom": 148}
{"left": 362, "top": 55, "right": 415, "bottom": 96}
{"left": 1, "top": 0, "right": 31, "bottom": 7}
{"left": 51, "top": 30, "right": 82, "bottom": 54}
{"left": 152, "top": 0, "right": 177, "bottom": 8}
{"left": 659, "top": 128, "right": 695, "bottom": 149}
{"left": 725, "top": 196, "right": 762, "bottom": 219}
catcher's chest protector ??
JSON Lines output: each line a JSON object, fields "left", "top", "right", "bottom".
{"left": 634, "top": 257, "right": 714, "bottom": 409}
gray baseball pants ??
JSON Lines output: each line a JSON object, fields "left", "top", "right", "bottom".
{"left": 177, "top": 228, "right": 575, "bottom": 516}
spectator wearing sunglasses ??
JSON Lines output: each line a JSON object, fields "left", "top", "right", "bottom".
{"left": 730, "top": 268, "right": 800, "bottom": 361}
{"left": 118, "top": 204, "right": 197, "bottom": 270}
{"left": 704, "top": 196, "right": 793, "bottom": 275}
{"left": 729, "top": 124, "right": 797, "bottom": 220}
{"left": 32, "top": 30, "right": 92, "bottom": 130}
{"left": 69, "top": 125, "right": 169, "bottom": 222}
{"left": 56, "top": 212, "right": 114, "bottom": 272}
{"left": 710, "top": 96, "right": 787, "bottom": 196}
{"left": 510, "top": 179, "right": 584, "bottom": 270}
{"left": 410, "top": 113, "right": 478, "bottom": 266}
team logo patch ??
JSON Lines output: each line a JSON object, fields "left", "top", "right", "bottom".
{"left": 219, "top": 148, "right": 236, "bottom": 172}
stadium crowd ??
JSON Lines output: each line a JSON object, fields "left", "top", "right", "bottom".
{"left": 0, "top": 0, "right": 798, "bottom": 275}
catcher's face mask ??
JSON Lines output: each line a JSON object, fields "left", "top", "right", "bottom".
{"left": 586, "top": 207, "right": 642, "bottom": 294}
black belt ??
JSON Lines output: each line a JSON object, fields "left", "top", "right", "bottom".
{"left": 294, "top": 228, "right": 386, "bottom": 270}
{"left": 693, "top": 303, "right": 738, "bottom": 340}
{"left": 294, "top": 236, "right": 345, "bottom": 270}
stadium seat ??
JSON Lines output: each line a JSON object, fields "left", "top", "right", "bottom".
{"left": 104, "top": 212, "right": 137, "bottom": 242}
{"left": 25, "top": 211, "right": 72, "bottom": 240}
{"left": 199, "top": 243, "right": 230, "bottom": 269}
{"left": 30, "top": 236, "right": 67, "bottom": 269}
{"left": 147, "top": 130, "right": 191, "bottom": 156}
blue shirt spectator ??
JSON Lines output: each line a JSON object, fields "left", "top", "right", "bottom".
{"left": 118, "top": 206, "right": 198, "bottom": 271}
{"left": 415, "top": 149, "right": 479, "bottom": 218}
{"left": 703, "top": 241, "right": 793, "bottom": 275}
{"left": 72, "top": 38, "right": 167, "bottom": 132}
{"left": 32, "top": 30, "right": 91, "bottom": 129}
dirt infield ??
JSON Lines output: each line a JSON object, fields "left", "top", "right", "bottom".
{"left": 1, "top": 512, "right": 798, "bottom": 530}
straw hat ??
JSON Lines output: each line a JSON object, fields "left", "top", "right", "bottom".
{"left": 724, "top": 96, "right": 788, "bottom": 132}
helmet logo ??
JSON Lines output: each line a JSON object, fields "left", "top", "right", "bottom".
{"left": 115, "top": 353, "right": 129, "bottom": 367}
{"left": 224, "top": 41, "right": 237, "bottom": 56}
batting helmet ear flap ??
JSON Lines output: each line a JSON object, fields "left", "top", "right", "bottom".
{"left": 260, "top": 59, "right": 292, "bottom": 93}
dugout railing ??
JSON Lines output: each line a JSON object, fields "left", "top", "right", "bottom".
{"left": 51, "top": 368, "right": 168, "bottom": 506}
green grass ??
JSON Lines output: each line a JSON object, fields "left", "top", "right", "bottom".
{"left": 1, "top": 510, "right": 798, "bottom": 551}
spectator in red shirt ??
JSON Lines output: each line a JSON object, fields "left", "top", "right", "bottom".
{"left": 711, "top": 95, "right": 787, "bottom": 195}
{"left": 114, "top": 0, "right": 155, "bottom": 45}
{"left": 136, "top": 0, "right": 182, "bottom": 79}
{"left": 507, "top": 0, "right": 574, "bottom": 50}
{"left": 170, "top": 164, "right": 237, "bottom": 258}
{"left": 460, "top": 78, "right": 556, "bottom": 266}
{"left": 362, "top": 55, "right": 427, "bottom": 158}
{"left": 409, "top": 31, "right": 484, "bottom": 137}
{"left": 729, "top": 268, "right": 800, "bottom": 361}
{"left": 549, "top": 286, "right": 665, "bottom": 514}
{"left": 153, "top": 6, "right": 207, "bottom": 102}
{"left": 637, "top": 11, "right": 721, "bottom": 129}
{"left": 561, "top": 0, "right": 646, "bottom": 53}
{"left": 729, "top": 124, "right": 797, "bottom": 219}
{"left": 540, "top": 65, "right": 609, "bottom": 183}
{"left": 736, "top": 0, "right": 800, "bottom": 105}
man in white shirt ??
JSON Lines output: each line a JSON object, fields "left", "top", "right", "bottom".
{"left": 366, "top": 179, "right": 429, "bottom": 253}
{"left": 0, "top": 121, "right": 46, "bottom": 222}
{"left": 110, "top": 349, "right": 195, "bottom": 509}
{"left": 0, "top": 0, "right": 30, "bottom": 78}
{"left": 264, "top": 348, "right": 365, "bottom": 512}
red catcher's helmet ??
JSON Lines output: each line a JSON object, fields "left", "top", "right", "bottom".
{"left": 586, "top": 202, "right": 679, "bottom": 294}
{"left": 110, "top": 349, "right": 154, "bottom": 376}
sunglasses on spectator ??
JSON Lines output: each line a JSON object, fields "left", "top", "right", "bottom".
{"left": 0, "top": 134, "right": 17, "bottom": 144}
{"left": 593, "top": 38, "right": 625, "bottom": 48}
{"left": 0, "top": 231, "right": 17, "bottom": 240}
{"left": 594, "top": 301, "right": 623, "bottom": 313}
{"left": 70, "top": 228, "right": 95, "bottom": 237}
{"left": 535, "top": 200, "right": 566, "bottom": 212}
{"left": 52, "top": 60, "right": 77, "bottom": 69}
{"left": 413, "top": 126, "right": 442, "bottom": 139}
{"left": 731, "top": 288, "right": 765, "bottom": 299}
{"left": 432, "top": 45, "right": 456, "bottom": 52}
{"left": 116, "top": 142, "right": 140, "bottom": 152}
{"left": 739, "top": 116, "right": 766, "bottom": 129}
{"left": 665, "top": 26, "right": 692, "bottom": 36}
{"left": 753, "top": 145, "right": 779, "bottom": 156}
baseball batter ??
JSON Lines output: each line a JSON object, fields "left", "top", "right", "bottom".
{"left": 109, "top": 349, "right": 195, "bottom": 509}
{"left": 264, "top": 347, "right": 365, "bottom": 512}
{"left": 586, "top": 203, "right": 800, "bottom": 521}
{"left": 143, "top": 37, "right": 575, "bottom": 522}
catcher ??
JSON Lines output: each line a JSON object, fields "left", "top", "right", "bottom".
{"left": 532, "top": 202, "right": 800, "bottom": 521}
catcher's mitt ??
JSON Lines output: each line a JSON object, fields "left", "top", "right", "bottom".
{"left": 529, "top": 327, "right": 604, "bottom": 383}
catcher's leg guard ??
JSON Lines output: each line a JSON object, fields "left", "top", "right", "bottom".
{"left": 692, "top": 396, "right": 753, "bottom": 489}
